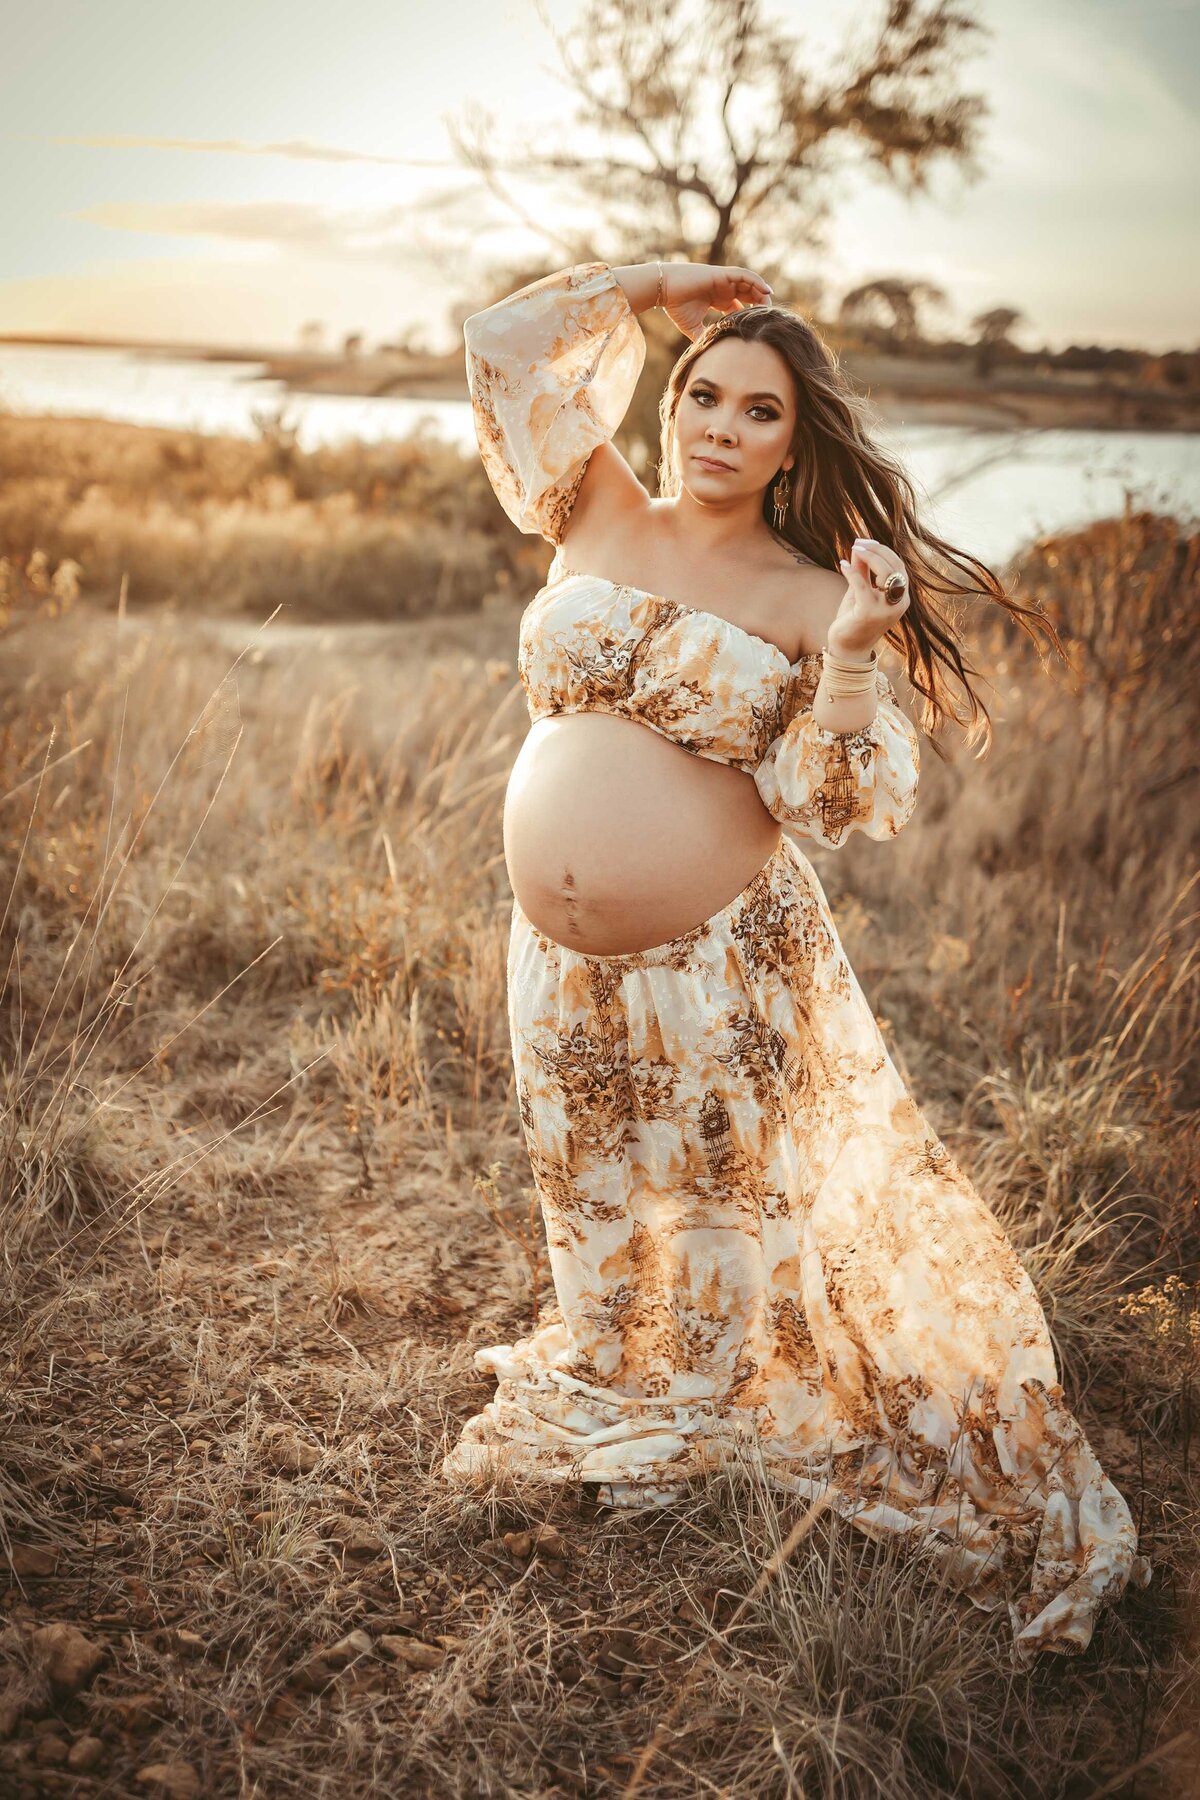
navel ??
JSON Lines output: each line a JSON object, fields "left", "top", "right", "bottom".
{"left": 560, "top": 866, "right": 586, "bottom": 941}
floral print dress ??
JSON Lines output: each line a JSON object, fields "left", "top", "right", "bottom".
{"left": 441, "top": 260, "right": 1151, "bottom": 1664}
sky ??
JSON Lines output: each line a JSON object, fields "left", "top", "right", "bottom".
{"left": 0, "top": 0, "right": 1196, "bottom": 356}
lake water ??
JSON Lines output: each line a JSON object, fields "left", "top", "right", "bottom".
{"left": 2, "top": 341, "right": 1196, "bottom": 568}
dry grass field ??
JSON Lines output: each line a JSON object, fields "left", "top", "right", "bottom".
{"left": 0, "top": 412, "right": 533, "bottom": 626}
{"left": 0, "top": 488, "right": 1197, "bottom": 1796}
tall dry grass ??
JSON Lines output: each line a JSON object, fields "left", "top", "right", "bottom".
{"left": 0, "top": 500, "right": 1197, "bottom": 1796}
{"left": 0, "top": 411, "right": 543, "bottom": 622}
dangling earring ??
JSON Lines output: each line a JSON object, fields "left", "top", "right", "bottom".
{"left": 772, "top": 468, "right": 791, "bottom": 529}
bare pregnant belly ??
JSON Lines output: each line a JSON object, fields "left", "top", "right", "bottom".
{"left": 503, "top": 714, "right": 783, "bottom": 956}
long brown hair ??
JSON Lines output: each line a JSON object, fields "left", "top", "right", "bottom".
{"left": 655, "top": 305, "right": 1066, "bottom": 757}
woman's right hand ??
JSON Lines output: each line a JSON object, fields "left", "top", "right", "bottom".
{"left": 660, "top": 263, "right": 773, "bottom": 340}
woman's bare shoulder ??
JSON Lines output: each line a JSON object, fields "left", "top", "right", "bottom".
{"left": 758, "top": 536, "right": 845, "bottom": 650}
{"left": 762, "top": 530, "right": 836, "bottom": 578}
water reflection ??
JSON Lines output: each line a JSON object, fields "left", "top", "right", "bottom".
{"left": 0, "top": 341, "right": 1196, "bottom": 567}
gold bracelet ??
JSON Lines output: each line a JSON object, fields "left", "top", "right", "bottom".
{"left": 655, "top": 261, "right": 665, "bottom": 309}
{"left": 820, "top": 645, "right": 877, "bottom": 702}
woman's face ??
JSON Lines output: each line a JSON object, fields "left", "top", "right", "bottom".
{"left": 674, "top": 336, "right": 796, "bottom": 505}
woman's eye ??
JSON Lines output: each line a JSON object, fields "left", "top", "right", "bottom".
{"left": 691, "top": 389, "right": 775, "bottom": 421}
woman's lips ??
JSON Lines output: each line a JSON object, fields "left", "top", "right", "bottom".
{"left": 694, "top": 455, "right": 734, "bottom": 471}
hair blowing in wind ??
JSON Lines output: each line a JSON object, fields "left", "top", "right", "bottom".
{"left": 656, "top": 302, "right": 1070, "bottom": 759}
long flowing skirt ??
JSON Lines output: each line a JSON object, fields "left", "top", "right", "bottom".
{"left": 442, "top": 835, "right": 1150, "bottom": 1662}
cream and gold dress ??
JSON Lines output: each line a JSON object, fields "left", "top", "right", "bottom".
{"left": 441, "top": 261, "right": 1151, "bottom": 1665}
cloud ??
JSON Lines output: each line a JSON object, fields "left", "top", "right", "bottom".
{"left": 0, "top": 251, "right": 463, "bottom": 352}
{"left": 71, "top": 197, "right": 484, "bottom": 267}
{"left": 42, "top": 132, "right": 457, "bottom": 168}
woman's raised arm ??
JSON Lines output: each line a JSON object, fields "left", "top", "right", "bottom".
{"left": 463, "top": 262, "right": 647, "bottom": 546}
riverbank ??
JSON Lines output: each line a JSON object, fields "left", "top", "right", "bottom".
{"left": 3, "top": 405, "right": 1197, "bottom": 630}
{"left": 2, "top": 332, "right": 1196, "bottom": 432}
{"left": 205, "top": 345, "right": 1200, "bottom": 432}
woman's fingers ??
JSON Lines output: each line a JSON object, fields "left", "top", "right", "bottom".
{"left": 838, "top": 542, "right": 911, "bottom": 623}
{"left": 718, "top": 267, "right": 772, "bottom": 306}
{"left": 848, "top": 541, "right": 890, "bottom": 580}
{"left": 838, "top": 548, "right": 876, "bottom": 585}
{"left": 843, "top": 541, "right": 904, "bottom": 588}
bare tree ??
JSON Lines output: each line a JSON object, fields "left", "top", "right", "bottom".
{"left": 969, "top": 305, "right": 1024, "bottom": 377}
{"left": 445, "top": 0, "right": 995, "bottom": 479}
{"left": 446, "top": 0, "right": 993, "bottom": 285}
{"left": 838, "top": 275, "right": 950, "bottom": 350}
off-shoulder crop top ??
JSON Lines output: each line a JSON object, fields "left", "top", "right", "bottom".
{"left": 464, "top": 259, "right": 920, "bottom": 850}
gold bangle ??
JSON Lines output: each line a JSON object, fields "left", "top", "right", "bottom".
{"left": 655, "top": 261, "right": 665, "bottom": 309}
{"left": 820, "top": 646, "right": 877, "bottom": 702}
{"left": 824, "top": 646, "right": 877, "bottom": 671}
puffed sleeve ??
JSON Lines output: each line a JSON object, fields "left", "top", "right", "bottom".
{"left": 463, "top": 260, "right": 646, "bottom": 545}
{"left": 753, "top": 663, "right": 920, "bottom": 849}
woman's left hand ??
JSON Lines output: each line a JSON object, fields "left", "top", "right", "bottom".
{"left": 828, "top": 538, "right": 911, "bottom": 659}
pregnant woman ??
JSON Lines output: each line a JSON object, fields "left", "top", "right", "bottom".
{"left": 441, "top": 258, "right": 1150, "bottom": 1661}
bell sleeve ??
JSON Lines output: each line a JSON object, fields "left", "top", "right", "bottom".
{"left": 753, "top": 663, "right": 920, "bottom": 850}
{"left": 463, "top": 261, "right": 646, "bottom": 546}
